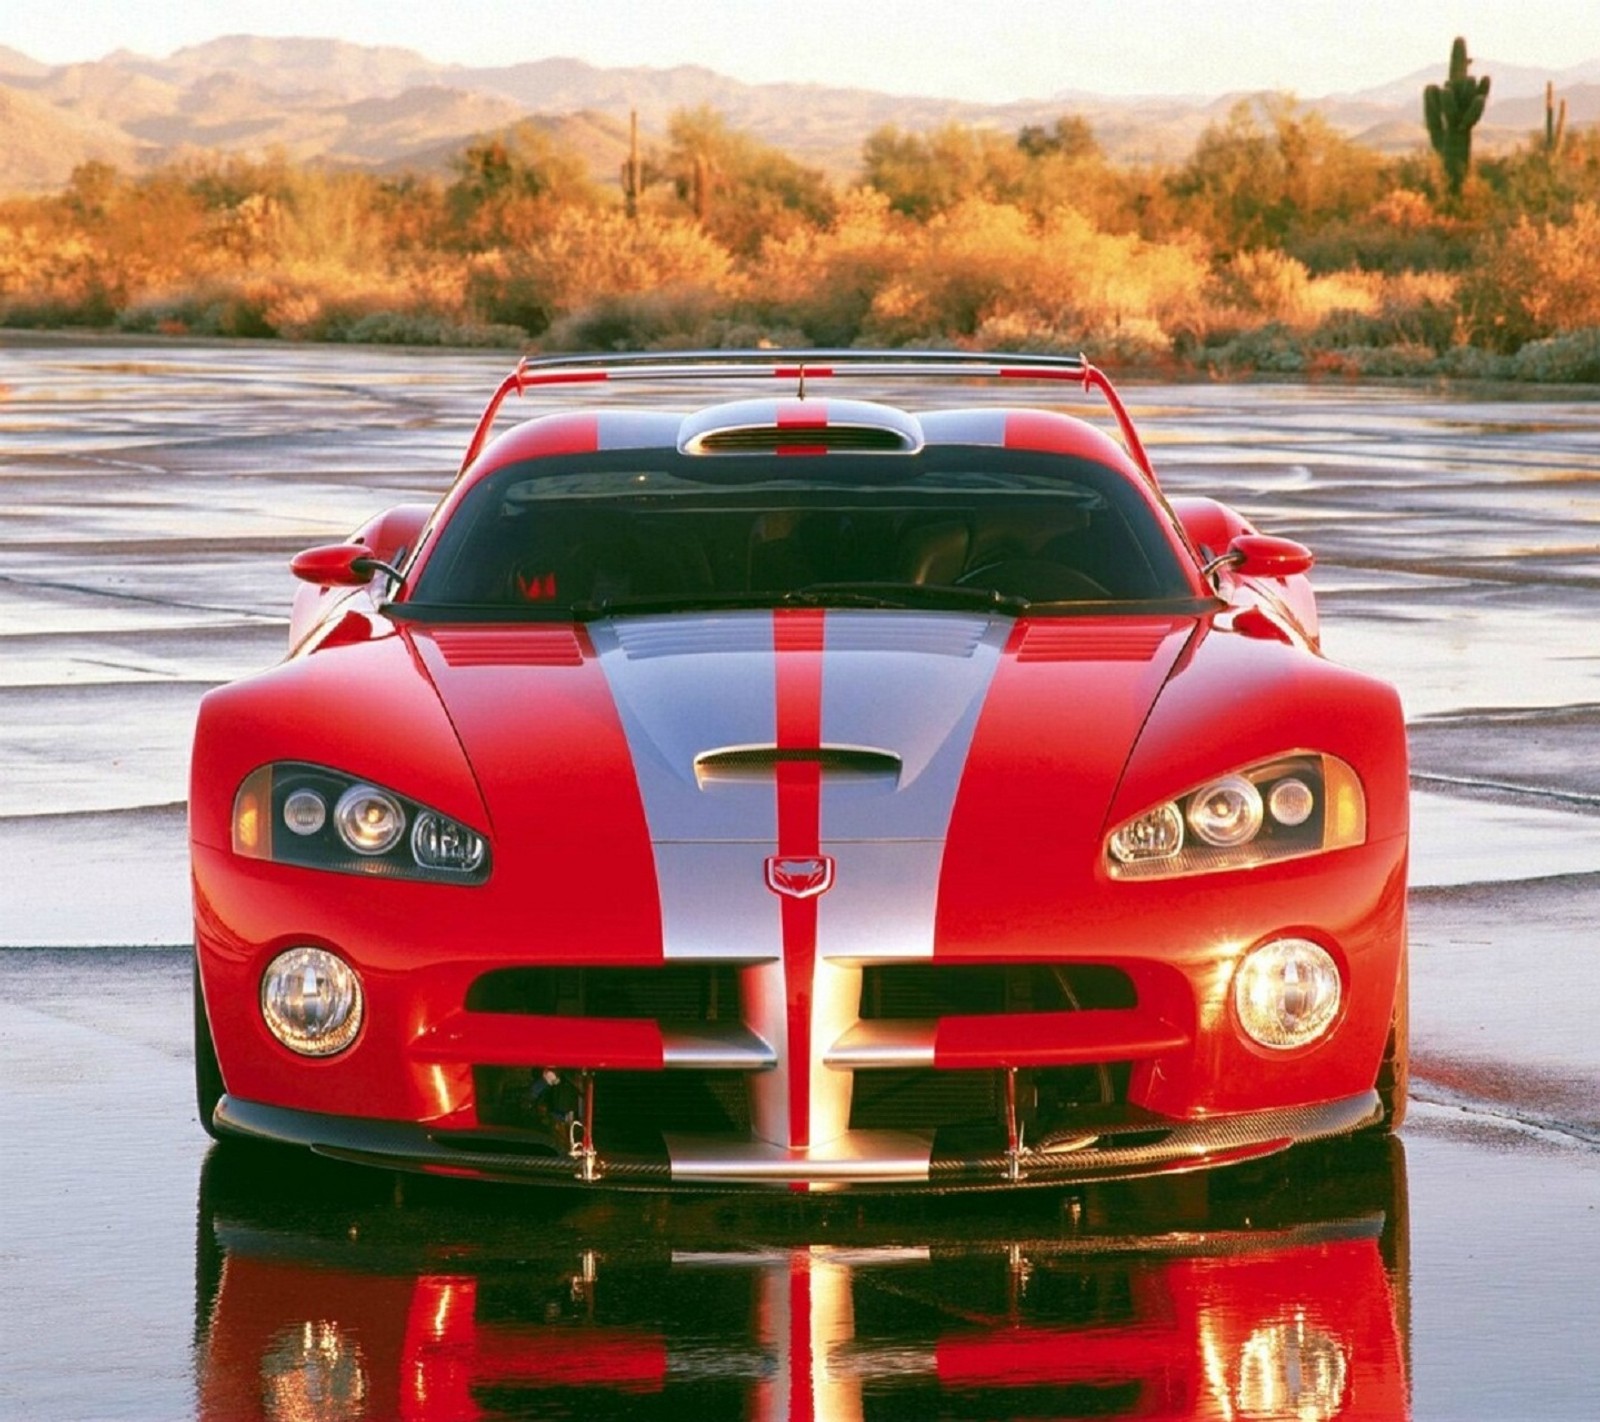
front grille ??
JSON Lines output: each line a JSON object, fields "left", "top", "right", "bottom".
{"left": 474, "top": 1067, "right": 750, "bottom": 1146}
{"left": 850, "top": 1064, "right": 1131, "bottom": 1141}
{"left": 860, "top": 963, "right": 1137, "bottom": 1019}
{"left": 467, "top": 965, "right": 740, "bottom": 1022}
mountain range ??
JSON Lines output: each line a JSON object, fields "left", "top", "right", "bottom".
{"left": 2, "top": 35, "right": 1597, "bottom": 193}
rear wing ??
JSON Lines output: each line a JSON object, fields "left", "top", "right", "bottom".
{"left": 459, "top": 350, "right": 1156, "bottom": 485}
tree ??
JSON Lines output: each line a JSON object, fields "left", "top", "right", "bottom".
{"left": 861, "top": 123, "right": 1030, "bottom": 221}
{"left": 661, "top": 107, "right": 835, "bottom": 257}
{"left": 445, "top": 123, "right": 600, "bottom": 249}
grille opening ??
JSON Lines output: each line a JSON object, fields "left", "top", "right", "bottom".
{"left": 859, "top": 963, "right": 1137, "bottom": 1019}
{"left": 849, "top": 1064, "right": 1132, "bottom": 1150}
{"left": 472, "top": 1067, "right": 750, "bottom": 1150}
{"left": 467, "top": 965, "right": 741, "bottom": 1023}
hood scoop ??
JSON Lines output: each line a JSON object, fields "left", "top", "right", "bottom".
{"left": 694, "top": 745, "right": 902, "bottom": 790}
{"left": 678, "top": 398, "right": 924, "bottom": 455}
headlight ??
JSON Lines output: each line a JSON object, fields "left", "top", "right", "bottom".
{"left": 333, "top": 784, "right": 405, "bottom": 855}
{"left": 261, "top": 947, "right": 364, "bottom": 1056}
{"left": 1105, "top": 754, "right": 1365, "bottom": 879}
{"left": 1233, "top": 938, "right": 1341, "bottom": 1049}
{"left": 232, "top": 763, "right": 490, "bottom": 883}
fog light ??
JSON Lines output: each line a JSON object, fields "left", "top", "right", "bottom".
{"left": 261, "top": 947, "right": 364, "bottom": 1056}
{"left": 1233, "top": 938, "right": 1341, "bottom": 1049}
{"left": 261, "top": 1321, "right": 369, "bottom": 1422}
{"left": 1237, "top": 1313, "right": 1348, "bottom": 1421}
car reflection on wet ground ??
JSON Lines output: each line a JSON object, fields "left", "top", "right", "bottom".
{"left": 2, "top": 339, "right": 1598, "bottom": 1419}
{"left": 194, "top": 1136, "right": 1409, "bottom": 1421}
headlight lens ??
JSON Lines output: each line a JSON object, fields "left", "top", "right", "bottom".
{"left": 261, "top": 947, "right": 364, "bottom": 1056}
{"left": 232, "top": 763, "right": 490, "bottom": 883}
{"left": 412, "top": 810, "right": 488, "bottom": 872}
{"left": 333, "top": 785, "right": 405, "bottom": 855}
{"left": 1187, "top": 774, "right": 1263, "bottom": 847}
{"left": 1108, "top": 802, "right": 1184, "bottom": 863}
{"left": 1106, "top": 754, "right": 1365, "bottom": 879}
{"left": 1233, "top": 938, "right": 1342, "bottom": 1049}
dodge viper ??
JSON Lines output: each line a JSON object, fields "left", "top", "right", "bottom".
{"left": 190, "top": 351, "right": 1408, "bottom": 1189}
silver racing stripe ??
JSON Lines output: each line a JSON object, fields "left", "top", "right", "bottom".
{"left": 594, "top": 610, "right": 1004, "bottom": 963}
{"left": 595, "top": 609, "right": 1007, "bottom": 1152}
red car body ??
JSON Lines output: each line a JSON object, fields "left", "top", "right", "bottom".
{"left": 191, "top": 352, "right": 1408, "bottom": 1189}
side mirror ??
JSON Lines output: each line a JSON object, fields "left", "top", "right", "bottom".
{"left": 1209, "top": 534, "right": 1314, "bottom": 581}
{"left": 290, "top": 543, "right": 391, "bottom": 587}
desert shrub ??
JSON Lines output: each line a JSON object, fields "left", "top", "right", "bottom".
{"left": 1206, "top": 250, "right": 1383, "bottom": 336}
{"left": 754, "top": 189, "right": 915, "bottom": 345}
{"left": 542, "top": 286, "right": 786, "bottom": 351}
{"left": 844, "top": 199, "right": 1207, "bottom": 351}
{"left": 1507, "top": 328, "right": 1600, "bottom": 383}
{"left": 1308, "top": 275, "right": 1459, "bottom": 353}
{"left": 470, "top": 210, "right": 736, "bottom": 335}
{"left": 1460, "top": 202, "right": 1600, "bottom": 350}
{"left": 1199, "top": 323, "right": 1309, "bottom": 375}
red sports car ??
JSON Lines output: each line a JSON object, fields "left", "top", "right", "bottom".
{"left": 190, "top": 351, "right": 1408, "bottom": 1189}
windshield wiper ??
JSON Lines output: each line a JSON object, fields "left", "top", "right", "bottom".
{"left": 558, "top": 583, "right": 1033, "bottom": 620}
{"left": 567, "top": 591, "right": 784, "bottom": 619}
{"left": 781, "top": 581, "right": 1033, "bottom": 614}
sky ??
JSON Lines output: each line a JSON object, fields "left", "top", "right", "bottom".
{"left": 4, "top": 1, "right": 1597, "bottom": 103}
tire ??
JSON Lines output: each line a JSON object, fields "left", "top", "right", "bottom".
{"left": 1371, "top": 950, "right": 1409, "bottom": 1132}
{"left": 193, "top": 956, "right": 226, "bottom": 1140}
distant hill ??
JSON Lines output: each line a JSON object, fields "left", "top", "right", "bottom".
{"left": 1, "top": 33, "right": 1596, "bottom": 193}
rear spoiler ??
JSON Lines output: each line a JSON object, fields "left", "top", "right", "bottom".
{"left": 459, "top": 350, "right": 1155, "bottom": 484}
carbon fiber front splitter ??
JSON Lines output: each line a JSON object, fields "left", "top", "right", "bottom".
{"left": 212, "top": 1090, "right": 1383, "bottom": 1191}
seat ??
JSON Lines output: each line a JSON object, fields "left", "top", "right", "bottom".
{"left": 897, "top": 520, "right": 970, "bottom": 586}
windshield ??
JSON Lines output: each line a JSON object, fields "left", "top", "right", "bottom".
{"left": 405, "top": 447, "right": 1199, "bottom": 617}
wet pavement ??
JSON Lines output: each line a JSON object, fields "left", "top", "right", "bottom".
{"left": 2, "top": 338, "right": 1598, "bottom": 1418}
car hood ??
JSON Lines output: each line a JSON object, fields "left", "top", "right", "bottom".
{"left": 407, "top": 609, "right": 1196, "bottom": 960}
{"left": 411, "top": 610, "right": 1195, "bottom": 842}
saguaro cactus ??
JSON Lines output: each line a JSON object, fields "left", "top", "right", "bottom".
{"left": 621, "top": 109, "right": 643, "bottom": 219}
{"left": 1424, "top": 37, "right": 1490, "bottom": 197}
{"left": 1545, "top": 81, "right": 1568, "bottom": 157}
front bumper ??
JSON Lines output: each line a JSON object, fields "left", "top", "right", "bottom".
{"left": 213, "top": 1090, "right": 1381, "bottom": 1191}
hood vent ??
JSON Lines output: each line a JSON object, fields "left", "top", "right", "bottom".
{"left": 428, "top": 627, "right": 585, "bottom": 668}
{"left": 1015, "top": 620, "right": 1181, "bottom": 663}
{"left": 695, "top": 745, "right": 902, "bottom": 789}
